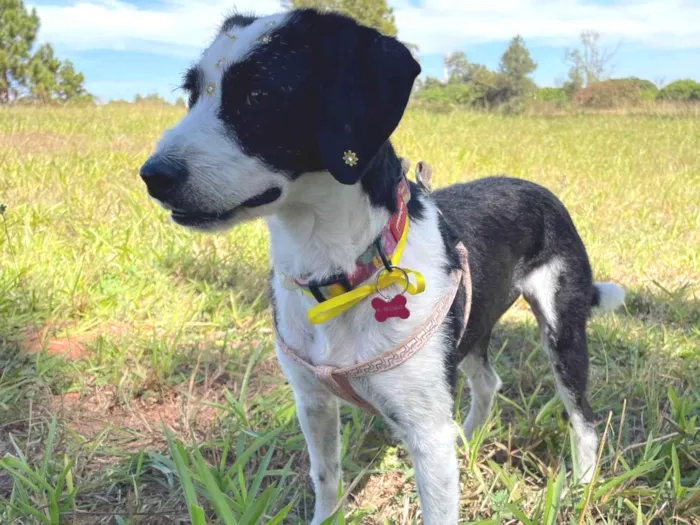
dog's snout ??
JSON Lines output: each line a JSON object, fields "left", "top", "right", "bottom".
{"left": 139, "top": 156, "right": 188, "bottom": 197}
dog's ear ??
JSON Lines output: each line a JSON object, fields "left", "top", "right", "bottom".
{"left": 315, "top": 15, "right": 421, "bottom": 185}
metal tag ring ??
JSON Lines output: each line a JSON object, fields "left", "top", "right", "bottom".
{"left": 375, "top": 266, "right": 410, "bottom": 300}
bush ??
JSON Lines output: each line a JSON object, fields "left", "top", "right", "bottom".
{"left": 134, "top": 93, "right": 169, "bottom": 105}
{"left": 657, "top": 79, "right": 700, "bottom": 102}
{"left": 621, "top": 77, "right": 659, "bottom": 101}
{"left": 414, "top": 83, "right": 479, "bottom": 106}
{"left": 573, "top": 80, "right": 642, "bottom": 109}
{"left": 535, "top": 87, "right": 569, "bottom": 104}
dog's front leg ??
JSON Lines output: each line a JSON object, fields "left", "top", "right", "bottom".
{"left": 401, "top": 418, "right": 460, "bottom": 524}
{"left": 297, "top": 392, "right": 340, "bottom": 524}
{"left": 376, "top": 370, "right": 460, "bottom": 524}
{"left": 278, "top": 354, "right": 340, "bottom": 524}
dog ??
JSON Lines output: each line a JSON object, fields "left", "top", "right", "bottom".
{"left": 139, "top": 8, "right": 625, "bottom": 524}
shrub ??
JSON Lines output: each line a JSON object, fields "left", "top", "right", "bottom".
{"left": 657, "top": 79, "right": 700, "bottom": 102}
{"left": 536, "top": 87, "right": 569, "bottom": 104}
{"left": 573, "top": 80, "right": 642, "bottom": 109}
{"left": 621, "top": 77, "right": 659, "bottom": 101}
{"left": 414, "top": 83, "right": 479, "bottom": 106}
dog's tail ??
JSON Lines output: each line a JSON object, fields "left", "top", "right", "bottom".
{"left": 590, "top": 282, "right": 626, "bottom": 316}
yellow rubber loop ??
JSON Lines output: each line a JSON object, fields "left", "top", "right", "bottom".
{"left": 306, "top": 216, "right": 426, "bottom": 325}
{"left": 307, "top": 268, "right": 425, "bottom": 325}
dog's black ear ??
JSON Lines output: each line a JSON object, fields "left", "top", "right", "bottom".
{"left": 315, "top": 14, "right": 421, "bottom": 185}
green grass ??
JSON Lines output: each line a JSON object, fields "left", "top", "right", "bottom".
{"left": 1, "top": 104, "right": 698, "bottom": 524}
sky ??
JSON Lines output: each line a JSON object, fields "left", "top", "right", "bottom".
{"left": 27, "top": 0, "right": 700, "bottom": 102}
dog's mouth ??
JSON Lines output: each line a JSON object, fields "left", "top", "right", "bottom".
{"left": 170, "top": 187, "right": 282, "bottom": 227}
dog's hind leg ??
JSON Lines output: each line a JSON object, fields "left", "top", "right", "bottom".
{"left": 521, "top": 257, "right": 599, "bottom": 483}
{"left": 459, "top": 332, "right": 502, "bottom": 440}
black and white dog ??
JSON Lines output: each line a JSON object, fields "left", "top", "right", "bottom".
{"left": 139, "top": 9, "right": 625, "bottom": 524}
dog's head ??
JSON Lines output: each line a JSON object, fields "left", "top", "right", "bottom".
{"left": 139, "top": 9, "right": 421, "bottom": 231}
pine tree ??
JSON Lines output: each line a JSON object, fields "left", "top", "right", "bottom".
{"left": 56, "top": 60, "right": 91, "bottom": 103}
{"left": 0, "top": 0, "right": 39, "bottom": 102}
{"left": 27, "top": 43, "right": 60, "bottom": 103}
{"left": 0, "top": 0, "right": 92, "bottom": 103}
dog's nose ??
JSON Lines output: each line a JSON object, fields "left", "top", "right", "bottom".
{"left": 139, "top": 156, "right": 188, "bottom": 196}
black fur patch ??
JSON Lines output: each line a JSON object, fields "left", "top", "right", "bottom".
{"left": 182, "top": 66, "right": 202, "bottom": 109}
{"left": 214, "top": 9, "right": 419, "bottom": 213}
{"left": 220, "top": 14, "right": 258, "bottom": 33}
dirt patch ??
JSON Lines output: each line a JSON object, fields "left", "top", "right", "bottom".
{"left": 21, "top": 322, "right": 128, "bottom": 360}
{"left": 50, "top": 385, "right": 221, "bottom": 452}
{"left": 353, "top": 470, "right": 416, "bottom": 524}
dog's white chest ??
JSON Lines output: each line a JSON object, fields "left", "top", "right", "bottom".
{"left": 272, "top": 201, "right": 454, "bottom": 373}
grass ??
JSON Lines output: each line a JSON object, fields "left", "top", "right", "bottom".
{"left": 0, "top": 104, "right": 698, "bottom": 524}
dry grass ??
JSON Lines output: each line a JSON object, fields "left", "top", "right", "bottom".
{"left": 1, "top": 104, "right": 698, "bottom": 524}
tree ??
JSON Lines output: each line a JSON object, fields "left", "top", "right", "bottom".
{"left": 282, "top": 0, "right": 397, "bottom": 37}
{"left": 497, "top": 35, "right": 537, "bottom": 98}
{"left": 657, "top": 79, "right": 700, "bottom": 102}
{"left": 0, "top": 0, "right": 39, "bottom": 102}
{"left": 134, "top": 93, "right": 169, "bottom": 105}
{"left": 444, "top": 51, "right": 497, "bottom": 91}
{"left": 616, "top": 77, "right": 658, "bottom": 100}
{"left": 564, "top": 30, "right": 617, "bottom": 89}
{"left": 0, "top": 0, "right": 92, "bottom": 103}
{"left": 445, "top": 51, "right": 469, "bottom": 83}
{"left": 55, "top": 60, "right": 91, "bottom": 103}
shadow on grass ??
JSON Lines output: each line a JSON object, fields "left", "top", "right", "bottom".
{"left": 623, "top": 284, "right": 700, "bottom": 330}
{"left": 158, "top": 249, "right": 272, "bottom": 310}
{"left": 2, "top": 284, "right": 698, "bottom": 523}
{"left": 322, "top": 310, "right": 697, "bottom": 516}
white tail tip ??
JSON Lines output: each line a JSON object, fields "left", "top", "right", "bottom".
{"left": 592, "top": 282, "right": 626, "bottom": 315}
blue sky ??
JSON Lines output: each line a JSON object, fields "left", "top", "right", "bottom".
{"left": 29, "top": 0, "right": 700, "bottom": 102}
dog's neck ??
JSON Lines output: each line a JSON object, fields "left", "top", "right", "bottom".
{"left": 267, "top": 143, "right": 403, "bottom": 282}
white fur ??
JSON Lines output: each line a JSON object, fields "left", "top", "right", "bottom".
{"left": 268, "top": 171, "right": 390, "bottom": 283}
{"left": 276, "top": 353, "right": 340, "bottom": 524}
{"left": 459, "top": 353, "right": 502, "bottom": 440}
{"left": 271, "top": 186, "right": 460, "bottom": 524}
{"left": 569, "top": 411, "right": 599, "bottom": 483}
{"left": 524, "top": 259, "right": 600, "bottom": 484}
{"left": 519, "top": 257, "right": 565, "bottom": 330}
{"left": 147, "top": 14, "right": 293, "bottom": 230}
{"left": 592, "top": 282, "right": 626, "bottom": 315}
{"left": 200, "top": 14, "right": 290, "bottom": 75}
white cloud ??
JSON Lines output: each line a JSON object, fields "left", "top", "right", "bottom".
{"left": 30, "top": 0, "right": 281, "bottom": 57}
{"left": 397, "top": 0, "right": 700, "bottom": 54}
{"left": 30, "top": 0, "right": 700, "bottom": 58}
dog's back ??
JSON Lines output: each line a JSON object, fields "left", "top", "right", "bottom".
{"left": 433, "top": 176, "right": 624, "bottom": 482}
{"left": 433, "top": 176, "right": 622, "bottom": 343}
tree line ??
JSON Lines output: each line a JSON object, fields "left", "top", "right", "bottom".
{"left": 416, "top": 31, "right": 700, "bottom": 110}
{"left": 1, "top": 0, "right": 92, "bottom": 104}
{"left": 285, "top": 0, "right": 700, "bottom": 111}
{"left": 2, "top": 0, "right": 699, "bottom": 107}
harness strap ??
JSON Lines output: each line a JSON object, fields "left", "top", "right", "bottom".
{"left": 275, "top": 242, "right": 472, "bottom": 412}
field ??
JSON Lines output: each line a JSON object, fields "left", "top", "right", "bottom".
{"left": 1, "top": 104, "right": 699, "bottom": 524}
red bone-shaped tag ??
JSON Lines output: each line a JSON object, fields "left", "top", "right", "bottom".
{"left": 371, "top": 294, "right": 410, "bottom": 322}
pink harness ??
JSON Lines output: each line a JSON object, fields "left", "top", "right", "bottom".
{"left": 275, "top": 242, "right": 472, "bottom": 413}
